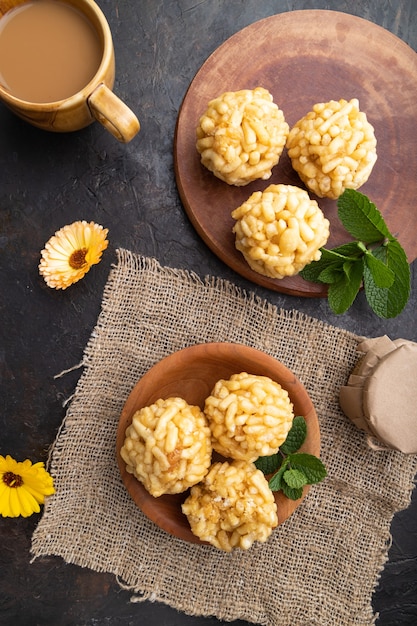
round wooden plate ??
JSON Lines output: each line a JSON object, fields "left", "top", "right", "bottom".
{"left": 174, "top": 10, "right": 417, "bottom": 296}
{"left": 116, "top": 343, "right": 320, "bottom": 545}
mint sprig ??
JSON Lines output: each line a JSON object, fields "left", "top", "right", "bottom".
{"left": 255, "top": 415, "right": 327, "bottom": 501}
{"left": 299, "top": 189, "right": 411, "bottom": 318}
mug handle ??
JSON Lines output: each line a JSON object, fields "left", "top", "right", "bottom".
{"left": 88, "top": 83, "right": 140, "bottom": 143}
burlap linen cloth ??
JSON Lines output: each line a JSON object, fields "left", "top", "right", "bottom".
{"left": 31, "top": 250, "right": 417, "bottom": 626}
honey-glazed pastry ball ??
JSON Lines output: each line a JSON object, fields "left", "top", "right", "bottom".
{"left": 196, "top": 87, "right": 289, "bottom": 186}
{"left": 120, "top": 397, "right": 212, "bottom": 497}
{"left": 231, "top": 184, "right": 330, "bottom": 279}
{"left": 204, "top": 372, "right": 294, "bottom": 462}
{"left": 286, "top": 98, "right": 377, "bottom": 199}
{"left": 182, "top": 460, "right": 278, "bottom": 551}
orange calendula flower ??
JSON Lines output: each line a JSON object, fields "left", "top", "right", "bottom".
{"left": 0, "top": 455, "right": 55, "bottom": 518}
{"left": 39, "top": 220, "right": 109, "bottom": 289}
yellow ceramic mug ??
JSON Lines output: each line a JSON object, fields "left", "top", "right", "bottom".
{"left": 0, "top": 0, "right": 140, "bottom": 142}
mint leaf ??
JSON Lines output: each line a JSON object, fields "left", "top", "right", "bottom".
{"left": 300, "top": 244, "right": 363, "bottom": 285}
{"left": 254, "top": 453, "right": 282, "bottom": 475}
{"left": 299, "top": 262, "right": 325, "bottom": 284}
{"left": 337, "top": 189, "right": 391, "bottom": 242}
{"left": 300, "top": 248, "right": 347, "bottom": 283}
{"left": 320, "top": 248, "right": 354, "bottom": 262}
{"left": 268, "top": 459, "right": 289, "bottom": 491}
{"left": 300, "top": 257, "right": 337, "bottom": 283}
{"left": 364, "top": 240, "right": 411, "bottom": 318}
{"left": 280, "top": 415, "right": 307, "bottom": 454}
{"left": 327, "top": 259, "right": 363, "bottom": 314}
{"left": 288, "top": 453, "right": 327, "bottom": 484}
{"left": 317, "top": 265, "right": 344, "bottom": 284}
{"left": 363, "top": 251, "right": 395, "bottom": 288}
{"left": 283, "top": 468, "right": 308, "bottom": 489}
{"left": 329, "top": 241, "right": 364, "bottom": 258}
{"left": 281, "top": 483, "right": 304, "bottom": 501}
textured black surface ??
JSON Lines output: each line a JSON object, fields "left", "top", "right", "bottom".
{"left": 0, "top": 1, "right": 416, "bottom": 625}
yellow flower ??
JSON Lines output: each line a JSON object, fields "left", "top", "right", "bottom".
{"left": 39, "top": 220, "right": 109, "bottom": 289}
{"left": 0, "top": 455, "right": 55, "bottom": 518}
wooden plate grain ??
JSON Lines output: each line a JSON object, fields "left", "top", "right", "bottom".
{"left": 174, "top": 10, "right": 417, "bottom": 296}
{"left": 116, "top": 343, "right": 320, "bottom": 545}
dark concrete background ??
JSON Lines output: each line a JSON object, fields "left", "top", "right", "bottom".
{"left": 0, "top": 1, "right": 416, "bottom": 624}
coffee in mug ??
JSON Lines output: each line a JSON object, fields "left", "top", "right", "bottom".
{"left": 0, "top": 0, "right": 103, "bottom": 103}
{"left": 0, "top": 0, "right": 140, "bottom": 142}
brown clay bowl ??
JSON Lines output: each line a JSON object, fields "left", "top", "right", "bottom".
{"left": 116, "top": 342, "right": 320, "bottom": 544}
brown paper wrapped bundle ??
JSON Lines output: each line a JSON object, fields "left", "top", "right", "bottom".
{"left": 339, "top": 336, "right": 417, "bottom": 454}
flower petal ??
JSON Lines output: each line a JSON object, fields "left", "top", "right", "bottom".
{"left": 17, "top": 487, "right": 40, "bottom": 516}
{"left": 8, "top": 487, "right": 22, "bottom": 517}
{"left": 0, "top": 482, "right": 10, "bottom": 516}
{"left": 0, "top": 491, "right": 12, "bottom": 517}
